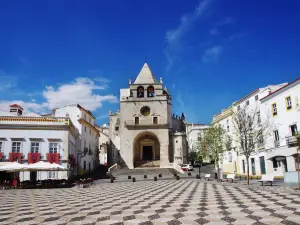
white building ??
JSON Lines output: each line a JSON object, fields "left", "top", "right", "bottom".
{"left": 213, "top": 106, "right": 240, "bottom": 173}
{"left": 97, "top": 124, "right": 109, "bottom": 165}
{"left": 260, "top": 78, "right": 300, "bottom": 176}
{"left": 186, "top": 123, "right": 210, "bottom": 152}
{"left": 0, "top": 104, "right": 77, "bottom": 181}
{"left": 233, "top": 84, "right": 287, "bottom": 177}
{"left": 42, "top": 104, "right": 100, "bottom": 175}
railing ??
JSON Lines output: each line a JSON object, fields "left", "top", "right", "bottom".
{"left": 286, "top": 136, "right": 299, "bottom": 147}
{"left": 125, "top": 119, "right": 168, "bottom": 127}
{"left": 274, "top": 140, "right": 280, "bottom": 148}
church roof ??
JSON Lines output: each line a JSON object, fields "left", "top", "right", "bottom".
{"left": 134, "top": 63, "right": 159, "bottom": 84}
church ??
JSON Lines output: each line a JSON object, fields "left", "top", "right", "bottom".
{"left": 105, "top": 63, "right": 188, "bottom": 169}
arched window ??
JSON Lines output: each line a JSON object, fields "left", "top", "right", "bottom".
{"left": 84, "top": 161, "right": 86, "bottom": 170}
{"left": 137, "top": 86, "right": 144, "bottom": 98}
{"left": 147, "top": 86, "right": 155, "bottom": 97}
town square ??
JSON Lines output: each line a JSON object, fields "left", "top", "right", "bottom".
{"left": 1, "top": 0, "right": 300, "bottom": 224}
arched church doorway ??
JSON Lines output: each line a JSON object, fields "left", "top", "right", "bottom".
{"left": 133, "top": 131, "right": 160, "bottom": 167}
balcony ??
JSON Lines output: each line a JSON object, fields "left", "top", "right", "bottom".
{"left": 274, "top": 140, "right": 280, "bottom": 148}
{"left": 125, "top": 119, "right": 168, "bottom": 129}
{"left": 286, "top": 136, "right": 299, "bottom": 147}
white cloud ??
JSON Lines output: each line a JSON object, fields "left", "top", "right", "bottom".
{"left": 43, "top": 77, "right": 117, "bottom": 111}
{"left": 202, "top": 45, "right": 223, "bottom": 62}
{"left": 0, "top": 100, "right": 48, "bottom": 116}
{"left": 0, "top": 77, "right": 118, "bottom": 117}
{"left": 164, "top": 0, "right": 212, "bottom": 70}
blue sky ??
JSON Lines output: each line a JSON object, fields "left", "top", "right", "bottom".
{"left": 0, "top": 0, "right": 300, "bottom": 124}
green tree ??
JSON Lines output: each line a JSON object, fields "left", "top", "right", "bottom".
{"left": 197, "top": 124, "right": 226, "bottom": 181}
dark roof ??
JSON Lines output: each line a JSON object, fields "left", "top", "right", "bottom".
{"left": 9, "top": 104, "right": 24, "bottom": 110}
{"left": 260, "top": 78, "right": 300, "bottom": 101}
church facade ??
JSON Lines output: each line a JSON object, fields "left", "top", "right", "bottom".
{"left": 105, "top": 63, "right": 188, "bottom": 169}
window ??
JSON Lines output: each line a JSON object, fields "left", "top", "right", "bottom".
{"left": 84, "top": 114, "right": 86, "bottom": 120}
{"left": 286, "top": 96, "right": 292, "bottom": 110}
{"left": 228, "top": 152, "right": 232, "bottom": 162}
{"left": 290, "top": 124, "right": 298, "bottom": 136}
{"left": 49, "top": 143, "right": 58, "bottom": 153}
{"left": 137, "top": 86, "right": 144, "bottom": 98}
{"left": 12, "top": 142, "right": 21, "bottom": 152}
{"left": 147, "top": 86, "right": 155, "bottom": 97}
{"left": 257, "top": 111, "right": 261, "bottom": 124}
{"left": 135, "top": 117, "right": 139, "bottom": 125}
{"left": 258, "top": 132, "right": 264, "bottom": 146}
{"left": 84, "top": 126, "right": 87, "bottom": 132}
{"left": 153, "top": 117, "right": 158, "bottom": 124}
{"left": 84, "top": 161, "right": 86, "bottom": 170}
{"left": 274, "top": 130, "right": 279, "bottom": 141}
{"left": 115, "top": 126, "right": 119, "bottom": 131}
{"left": 272, "top": 103, "right": 277, "bottom": 116}
{"left": 0, "top": 142, "right": 2, "bottom": 152}
{"left": 140, "top": 106, "right": 150, "bottom": 116}
{"left": 226, "top": 120, "right": 230, "bottom": 132}
{"left": 48, "top": 171, "right": 55, "bottom": 179}
{"left": 30, "top": 142, "right": 40, "bottom": 153}
{"left": 255, "top": 95, "right": 258, "bottom": 101}
{"left": 89, "top": 129, "right": 91, "bottom": 135}
{"left": 89, "top": 117, "right": 91, "bottom": 124}
{"left": 237, "top": 105, "right": 240, "bottom": 110}
{"left": 246, "top": 100, "right": 249, "bottom": 105}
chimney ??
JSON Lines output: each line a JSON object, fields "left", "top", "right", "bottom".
{"left": 9, "top": 104, "right": 24, "bottom": 116}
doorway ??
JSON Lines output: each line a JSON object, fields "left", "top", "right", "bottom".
{"left": 251, "top": 158, "right": 256, "bottom": 175}
{"left": 260, "top": 156, "right": 266, "bottom": 174}
{"left": 30, "top": 171, "right": 37, "bottom": 182}
{"left": 143, "top": 146, "right": 153, "bottom": 160}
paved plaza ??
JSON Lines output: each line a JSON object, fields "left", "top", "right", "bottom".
{"left": 1, "top": 179, "right": 300, "bottom": 225}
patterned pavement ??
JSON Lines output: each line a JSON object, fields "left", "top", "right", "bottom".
{"left": 0, "top": 179, "right": 300, "bottom": 225}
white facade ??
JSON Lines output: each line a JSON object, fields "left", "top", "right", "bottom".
{"left": 0, "top": 105, "right": 77, "bottom": 181}
{"left": 98, "top": 124, "right": 109, "bottom": 165}
{"left": 49, "top": 104, "right": 99, "bottom": 174}
{"left": 213, "top": 83, "right": 289, "bottom": 176}
{"left": 186, "top": 123, "right": 210, "bottom": 152}
{"left": 260, "top": 78, "right": 300, "bottom": 176}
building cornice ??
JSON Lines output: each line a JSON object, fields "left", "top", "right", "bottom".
{"left": 78, "top": 118, "right": 100, "bottom": 136}
{"left": 213, "top": 107, "right": 233, "bottom": 124}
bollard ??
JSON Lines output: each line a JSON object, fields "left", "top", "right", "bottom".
{"left": 158, "top": 174, "right": 162, "bottom": 178}
{"left": 176, "top": 176, "right": 180, "bottom": 180}
{"left": 110, "top": 178, "right": 114, "bottom": 183}
{"left": 144, "top": 175, "right": 147, "bottom": 179}
{"left": 154, "top": 176, "right": 157, "bottom": 181}
{"left": 132, "top": 177, "right": 136, "bottom": 182}
{"left": 128, "top": 175, "right": 131, "bottom": 179}
{"left": 196, "top": 174, "right": 200, "bottom": 179}
{"left": 188, "top": 172, "right": 191, "bottom": 176}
